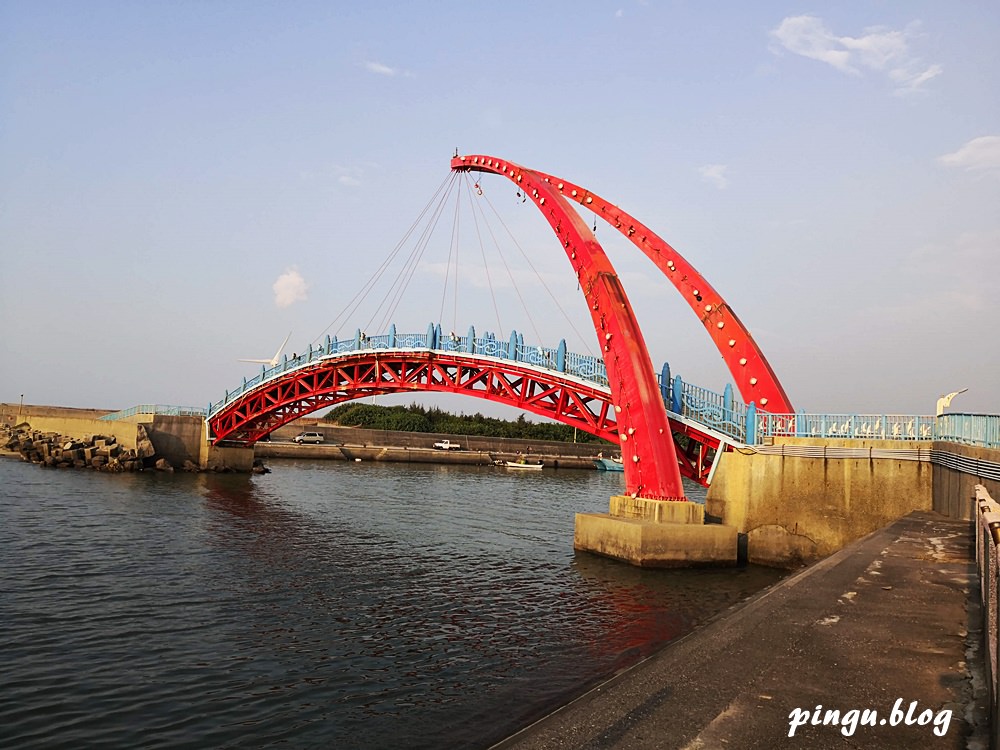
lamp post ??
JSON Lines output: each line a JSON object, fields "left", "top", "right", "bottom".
{"left": 935, "top": 388, "right": 968, "bottom": 417}
{"left": 18, "top": 393, "right": 23, "bottom": 419}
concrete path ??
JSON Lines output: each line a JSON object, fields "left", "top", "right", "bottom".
{"left": 494, "top": 511, "right": 984, "bottom": 749}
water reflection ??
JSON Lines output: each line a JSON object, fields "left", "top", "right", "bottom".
{"left": 2, "top": 458, "right": 783, "bottom": 750}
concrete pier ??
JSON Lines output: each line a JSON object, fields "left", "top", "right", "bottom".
{"left": 496, "top": 511, "right": 983, "bottom": 749}
{"left": 574, "top": 496, "right": 738, "bottom": 567}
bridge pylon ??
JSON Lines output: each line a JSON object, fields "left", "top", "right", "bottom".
{"left": 452, "top": 154, "right": 738, "bottom": 566}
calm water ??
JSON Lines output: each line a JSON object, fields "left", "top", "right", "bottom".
{"left": 1, "top": 457, "right": 785, "bottom": 749}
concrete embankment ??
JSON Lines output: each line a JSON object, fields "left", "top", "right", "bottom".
{"left": 256, "top": 423, "right": 608, "bottom": 469}
{"left": 495, "top": 511, "right": 983, "bottom": 749}
{"left": 255, "top": 442, "right": 598, "bottom": 469}
{"left": 1, "top": 404, "right": 610, "bottom": 472}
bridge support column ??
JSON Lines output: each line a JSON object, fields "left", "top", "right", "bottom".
{"left": 574, "top": 497, "right": 737, "bottom": 567}
{"left": 198, "top": 422, "right": 255, "bottom": 471}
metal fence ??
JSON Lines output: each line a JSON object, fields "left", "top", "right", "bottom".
{"left": 99, "top": 404, "right": 206, "bottom": 421}
{"left": 974, "top": 484, "right": 1000, "bottom": 747}
{"left": 755, "top": 412, "right": 1000, "bottom": 449}
{"left": 754, "top": 412, "right": 936, "bottom": 442}
{"left": 207, "top": 326, "right": 612, "bottom": 417}
{"left": 203, "top": 325, "right": 1000, "bottom": 451}
{"left": 672, "top": 380, "right": 747, "bottom": 443}
{"left": 937, "top": 413, "right": 1000, "bottom": 449}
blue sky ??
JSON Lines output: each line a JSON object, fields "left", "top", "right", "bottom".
{"left": 2, "top": 1, "right": 998, "bottom": 417}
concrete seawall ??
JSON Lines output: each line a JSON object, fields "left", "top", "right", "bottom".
{"left": 708, "top": 437, "right": 932, "bottom": 567}
{"left": 255, "top": 441, "right": 599, "bottom": 469}
{"left": 265, "top": 421, "right": 610, "bottom": 459}
{"left": 933, "top": 441, "right": 1000, "bottom": 520}
{"left": 495, "top": 510, "right": 982, "bottom": 749}
{"left": 2, "top": 404, "right": 609, "bottom": 472}
{"left": 707, "top": 437, "right": 1000, "bottom": 567}
{"left": 2, "top": 404, "right": 254, "bottom": 471}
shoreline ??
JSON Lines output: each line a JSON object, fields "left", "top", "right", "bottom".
{"left": 3, "top": 402, "right": 614, "bottom": 473}
{"left": 491, "top": 511, "right": 982, "bottom": 749}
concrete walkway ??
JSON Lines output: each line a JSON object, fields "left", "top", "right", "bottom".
{"left": 494, "top": 511, "right": 985, "bottom": 749}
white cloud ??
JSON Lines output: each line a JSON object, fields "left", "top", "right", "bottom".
{"left": 938, "top": 136, "right": 1000, "bottom": 172}
{"left": 769, "top": 15, "right": 941, "bottom": 94}
{"left": 273, "top": 268, "right": 308, "bottom": 308}
{"left": 363, "top": 60, "right": 413, "bottom": 77}
{"left": 364, "top": 61, "right": 396, "bottom": 76}
{"left": 699, "top": 164, "right": 729, "bottom": 189}
{"left": 334, "top": 163, "right": 364, "bottom": 187}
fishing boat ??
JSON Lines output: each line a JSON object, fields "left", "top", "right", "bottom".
{"left": 593, "top": 453, "right": 624, "bottom": 472}
{"left": 495, "top": 456, "right": 544, "bottom": 470}
{"left": 503, "top": 460, "right": 543, "bottom": 470}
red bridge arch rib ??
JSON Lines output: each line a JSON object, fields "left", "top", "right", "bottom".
{"left": 208, "top": 347, "right": 728, "bottom": 488}
{"left": 451, "top": 155, "right": 794, "bottom": 415}
{"left": 451, "top": 155, "right": 688, "bottom": 501}
{"left": 209, "top": 350, "right": 620, "bottom": 444}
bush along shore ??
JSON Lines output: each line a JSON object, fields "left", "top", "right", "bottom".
{"left": 0, "top": 422, "right": 268, "bottom": 473}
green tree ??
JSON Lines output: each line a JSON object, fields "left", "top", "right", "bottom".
{"left": 322, "top": 401, "right": 609, "bottom": 444}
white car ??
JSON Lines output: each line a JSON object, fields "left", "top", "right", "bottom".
{"left": 293, "top": 432, "right": 324, "bottom": 444}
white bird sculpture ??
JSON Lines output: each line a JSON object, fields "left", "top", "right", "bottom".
{"left": 936, "top": 388, "right": 968, "bottom": 416}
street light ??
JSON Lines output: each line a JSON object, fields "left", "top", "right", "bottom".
{"left": 18, "top": 393, "right": 23, "bottom": 418}
{"left": 936, "top": 388, "right": 968, "bottom": 416}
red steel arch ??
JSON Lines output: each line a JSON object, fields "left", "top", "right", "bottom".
{"left": 208, "top": 350, "right": 723, "bottom": 487}
{"left": 450, "top": 156, "right": 687, "bottom": 500}
{"left": 451, "top": 155, "right": 794, "bottom": 414}
{"left": 210, "top": 351, "right": 619, "bottom": 444}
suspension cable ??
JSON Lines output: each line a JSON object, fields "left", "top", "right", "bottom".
{"left": 374, "top": 173, "right": 461, "bottom": 333}
{"left": 311, "top": 166, "right": 598, "bottom": 356}
{"left": 461, "top": 176, "right": 505, "bottom": 337}
{"left": 311, "top": 170, "right": 456, "bottom": 346}
{"left": 474, "top": 180, "right": 596, "bottom": 355}
{"left": 436, "top": 181, "right": 461, "bottom": 331}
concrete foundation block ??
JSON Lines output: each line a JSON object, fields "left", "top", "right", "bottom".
{"left": 574, "top": 512, "right": 738, "bottom": 567}
{"left": 199, "top": 440, "right": 255, "bottom": 471}
{"left": 609, "top": 496, "right": 705, "bottom": 524}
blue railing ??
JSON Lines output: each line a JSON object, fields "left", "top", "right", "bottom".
{"left": 207, "top": 324, "right": 611, "bottom": 417}
{"left": 99, "top": 404, "right": 207, "bottom": 421}
{"left": 206, "top": 323, "right": 999, "bottom": 450}
{"left": 750, "top": 411, "right": 1000, "bottom": 449}
{"left": 755, "top": 412, "right": 935, "bottom": 441}
{"left": 936, "top": 413, "right": 1000, "bottom": 449}
{"left": 208, "top": 323, "right": 752, "bottom": 443}
{"left": 671, "top": 380, "right": 746, "bottom": 442}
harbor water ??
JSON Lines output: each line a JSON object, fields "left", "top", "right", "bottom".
{"left": 1, "top": 457, "right": 785, "bottom": 749}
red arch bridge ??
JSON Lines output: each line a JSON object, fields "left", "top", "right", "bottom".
{"left": 207, "top": 325, "right": 756, "bottom": 491}
{"left": 210, "top": 153, "right": 796, "bottom": 502}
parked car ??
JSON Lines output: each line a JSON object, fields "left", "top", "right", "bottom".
{"left": 432, "top": 439, "right": 461, "bottom": 450}
{"left": 293, "top": 432, "right": 324, "bottom": 444}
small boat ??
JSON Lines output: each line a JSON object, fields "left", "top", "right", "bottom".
{"left": 504, "top": 460, "right": 543, "bottom": 470}
{"left": 593, "top": 454, "right": 624, "bottom": 472}
{"left": 495, "top": 456, "right": 544, "bottom": 470}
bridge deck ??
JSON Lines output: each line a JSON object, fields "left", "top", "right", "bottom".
{"left": 495, "top": 511, "right": 981, "bottom": 749}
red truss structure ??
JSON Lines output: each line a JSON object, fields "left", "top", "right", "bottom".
{"left": 211, "top": 351, "right": 616, "bottom": 443}
{"left": 208, "top": 350, "right": 725, "bottom": 487}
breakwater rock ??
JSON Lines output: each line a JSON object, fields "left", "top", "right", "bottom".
{"left": 1, "top": 422, "right": 186, "bottom": 472}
